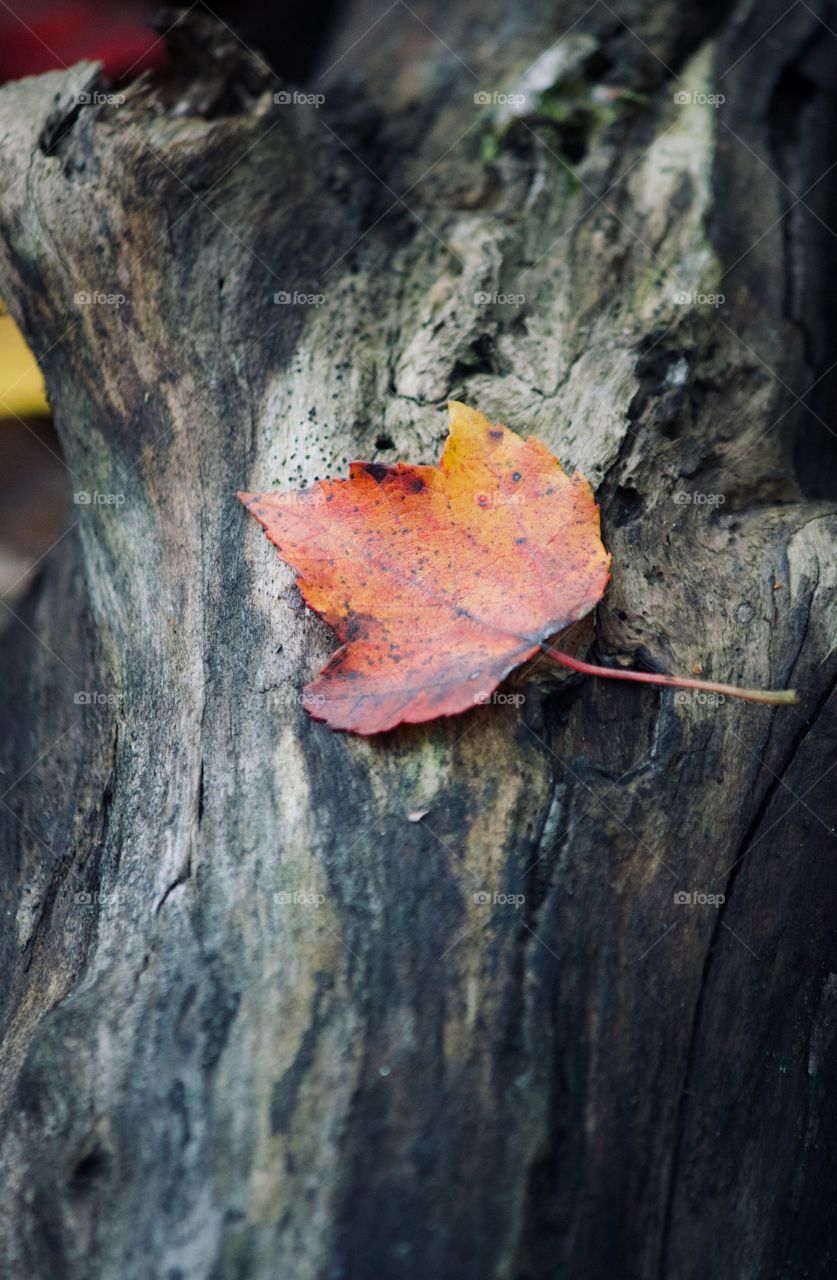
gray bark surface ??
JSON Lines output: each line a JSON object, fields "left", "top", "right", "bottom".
{"left": 0, "top": 3, "right": 836, "bottom": 1277}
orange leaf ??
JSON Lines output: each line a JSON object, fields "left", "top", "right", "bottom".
{"left": 239, "top": 402, "right": 611, "bottom": 733}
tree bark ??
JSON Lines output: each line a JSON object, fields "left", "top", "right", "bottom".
{"left": 1, "top": 3, "right": 836, "bottom": 1277}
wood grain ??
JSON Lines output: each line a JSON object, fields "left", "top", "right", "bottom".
{"left": 0, "top": 4, "right": 835, "bottom": 1277}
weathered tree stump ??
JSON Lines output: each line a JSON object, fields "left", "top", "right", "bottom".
{"left": 1, "top": 4, "right": 836, "bottom": 1277}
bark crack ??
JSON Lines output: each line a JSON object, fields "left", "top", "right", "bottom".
{"left": 656, "top": 574, "right": 836, "bottom": 1277}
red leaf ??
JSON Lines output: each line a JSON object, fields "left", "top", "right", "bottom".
{"left": 240, "top": 403, "right": 797, "bottom": 734}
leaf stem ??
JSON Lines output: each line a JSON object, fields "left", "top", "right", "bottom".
{"left": 540, "top": 645, "right": 798, "bottom": 706}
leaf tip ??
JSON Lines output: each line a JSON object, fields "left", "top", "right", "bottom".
{"left": 446, "top": 400, "right": 493, "bottom": 433}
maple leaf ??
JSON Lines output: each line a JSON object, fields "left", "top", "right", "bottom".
{"left": 239, "top": 402, "right": 797, "bottom": 734}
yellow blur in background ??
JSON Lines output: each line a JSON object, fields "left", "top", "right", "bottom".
{"left": 0, "top": 308, "right": 49, "bottom": 417}
{"left": 0, "top": 306, "right": 63, "bottom": 601}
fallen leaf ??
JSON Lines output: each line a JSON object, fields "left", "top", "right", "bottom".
{"left": 240, "top": 402, "right": 610, "bottom": 732}
{"left": 240, "top": 402, "right": 797, "bottom": 733}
